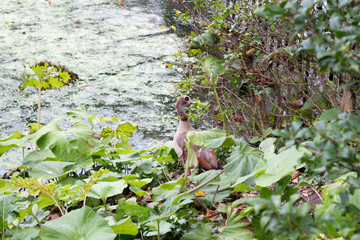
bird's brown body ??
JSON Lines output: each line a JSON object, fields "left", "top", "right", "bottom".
{"left": 173, "top": 96, "right": 220, "bottom": 170}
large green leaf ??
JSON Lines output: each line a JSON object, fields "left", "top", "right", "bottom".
{"left": 202, "top": 56, "right": 227, "bottom": 80}
{"left": 232, "top": 159, "right": 267, "bottom": 187}
{"left": 9, "top": 227, "right": 40, "bottom": 240}
{"left": 111, "top": 217, "right": 138, "bottom": 235}
{"left": 67, "top": 122, "right": 99, "bottom": 156}
{"left": 319, "top": 108, "right": 342, "bottom": 122}
{"left": 113, "top": 151, "right": 141, "bottom": 163}
{"left": 23, "top": 149, "right": 57, "bottom": 166}
{"left": 187, "top": 129, "right": 227, "bottom": 146}
{"left": 204, "top": 136, "right": 236, "bottom": 149}
{"left": 37, "top": 130, "right": 77, "bottom": 161}
{"left": 34, "top": 119, "right": 78, "bottom": 161}
{"left": 87, "top": 180, "right": 127, "bottom": 199}
{"left": 231, "top": 140, "right": 309, "bottom": 187}
{"left": 129, "top": 186, "right": 149, "bottom": 197}
{"left": 30, "top": 161, "right": 74, "bottom": 179}
{"left": 255, "top": 145, "right": 307, "bottom": 187}
{"left": 117, "top": 202, "right": 150, "bottom": 217}
{"left": 34, "top": 119, "right": 97, "bottom": 162}
{"left": 40, "top": 206, "right": 116, "bottom": 240}
{"left": 175, "top": 129, "right": 228, "bottom": 169}
{"left": 63, "top": 156, "right": 94, "bottom": 174}
{"left": 258, "top": 138, "right": 276, "bottom": 154}
{"left": 152, "top": 178, "right": 185, "bottom": 201}
{"left": 122, "top": 175, "right": 153, "bottom": 188}
{"left": 0, "top": 195, "right": 17, "bottom": 230}
{"left": 224, "top": 141, "right": 262, "bottom": 184}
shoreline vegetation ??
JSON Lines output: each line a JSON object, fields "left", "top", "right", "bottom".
{"left": 0, "top": 0, "right": 359, "bottom": 239}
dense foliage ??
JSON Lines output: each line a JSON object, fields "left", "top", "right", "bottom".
{"left": 175, "top": 0, "right": 359, "bottom": 137}
{"left": 1, "top": 105, "right": 359, "bottom": 239}
{"left": 0, "top": 0, "right": 359, "bottom": 239}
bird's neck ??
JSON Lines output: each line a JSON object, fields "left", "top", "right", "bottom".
{"left": 177, "top": 108, "right": 193, "bottom": 131}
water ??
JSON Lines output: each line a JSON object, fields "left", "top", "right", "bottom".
{"left": 0, "top": 0, "right": 186, "bottom": 171}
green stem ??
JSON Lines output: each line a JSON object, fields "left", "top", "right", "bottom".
{"left": 31, "top": 213, "right": 42, "bottom": 228}
{"left": 22, "top": 147, "right": 26, "bottom": 178}
{"left": 157, "top": 220, "right": 160, "bottom": 240}
{"left": 36, "top": 80, "right": 42, "bottom": 151}
{"left": 44, "top": 192, "right": 65, "bottom": 216}
{"left": 103, "top": 197, "right": 108, "bottom": 217}
{"left": 211, "top": 80, "right": 229, "bottom": 136}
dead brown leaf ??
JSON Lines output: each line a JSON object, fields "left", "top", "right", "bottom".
{"left": 246, "top": 48, "right": 256, "bottom": 55}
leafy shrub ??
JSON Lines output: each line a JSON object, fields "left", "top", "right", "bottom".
{"left": 175, "top": 0, "right": 359, "bottom": 137}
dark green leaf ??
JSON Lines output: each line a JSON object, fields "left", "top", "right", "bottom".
{"left": 111, "top": 217, "right": 138, "bottom": 236}
{"left": 87, "top": 180, "right": 127, "bottom": 199}
{"left": 224, "top": 141, "right": 262, "bottom": 184}
{"left": 40, "top": 206, "right": 116, "bottom": 240}
{"left": 30, "top": 161, "right": 74, "bottom": 179}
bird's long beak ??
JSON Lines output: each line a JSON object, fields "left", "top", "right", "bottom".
{"left": 190, "top": 99, "right": 196, "bottom": 104}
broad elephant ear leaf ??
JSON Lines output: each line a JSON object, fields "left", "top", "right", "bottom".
{"left": 255, "top": 145, "right": 307, "bottom": 187}
{"left": 224, "top": 140, "right": 262, "bottom": 184}
{"left": 87, "top": 180, "right": 127, "bottom": 199}
{"left": 23, "top": 149, "right": 57, "bottom": 167}
{"left": 40, "top": 206, "right": 116, "bottom": 240}
{"left": 34, "top": 119, "right": 98, "bottom": 162}
{"left": 30, "top": 161, "right": 73, "bottom": 179}
{"left": 187, "top": 129, "right": 227, "bottom": 146}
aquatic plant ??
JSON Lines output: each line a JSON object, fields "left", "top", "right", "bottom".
{"left": 19, "top": 61, "right": 79, "bottom": 134}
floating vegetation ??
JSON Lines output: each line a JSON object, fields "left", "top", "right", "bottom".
{"left": 19, "top": 61, "right": 79, "bottom": 91}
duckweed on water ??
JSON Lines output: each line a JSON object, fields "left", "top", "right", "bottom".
{"left": 0, "top": 0, "right": 185, "bottom": 170}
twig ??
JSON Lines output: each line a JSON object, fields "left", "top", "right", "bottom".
{"left": 193, "top": 194, "right": 208, "bottom": 212}
{"left": 183, "top": 170, "right": 224, "bottom": 196}
{"left": 210, "top": 185, "right": 220, "bottom": 209}
{"left": 162, "top": 168, "right": 171, "bottom": 182}
{"left": 310, "top": 186, "right": 323, "bottom": 203}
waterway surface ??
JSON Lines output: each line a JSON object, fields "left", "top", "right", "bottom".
{"left": 0, "top": 0, "right": 186, "bottom": 171}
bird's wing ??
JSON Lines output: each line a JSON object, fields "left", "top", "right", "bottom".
{"left": 174, "top": 131, "right": 187, "bottom": 160}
